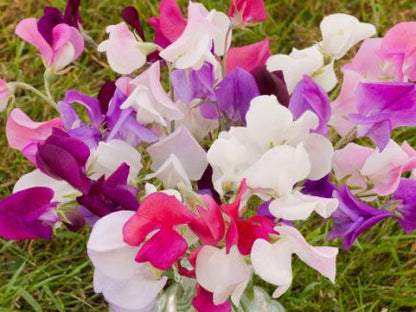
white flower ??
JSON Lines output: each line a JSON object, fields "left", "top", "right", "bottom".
{"left": 195, "top": 245, "right": 251, "bottom": 306}
{"left": 251, "top": 225, "right": 338, "bottom": 298}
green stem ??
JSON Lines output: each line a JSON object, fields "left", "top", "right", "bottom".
{"left": 43, "top": 72, "right": 55, "bottom": 104}
{"left": 8, "top": 81, "right": 58, "bottom": 111}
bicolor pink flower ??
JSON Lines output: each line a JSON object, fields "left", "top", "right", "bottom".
{"left": 6, "top": 108, "right": 63, "bottom": 163}
{"left": 0, "top": 79, "right": 11, "bottom": 112}
{"left": 121, "top": 61, "right": 184, "bottom": 127}
{"left": 222, "top": 179, "right": 275, "bottom": 255}
{"left": 15, "top": 18, "right": 84, "bottom": 72}
{"left": 159, "top": 2, "right": 220, "bottom": 69}
{"left": 192, "top": 285, "right": 231, "bottom": 312}
{"left": 378, "top": 22, "right": 416, "bottom": 81}
{"left": 88, "top": 211, "right": 167, "bottom": 312}
{"left": 0, "top": 187, "right": 59, "bottom": 240}
{"left": 98, "top": 22, "right": 150, "bottom": 75}
{"left": 228, "top": 0, "right": 267, "bottom": 22}
{"left": 123, "top": 192, "right": 195, "bottom": 270}
{"left": 226, "top": 38, "right": 271, "bottom": 73}
{"left": 251, "top": 225, "right": 338, "bottom": 298}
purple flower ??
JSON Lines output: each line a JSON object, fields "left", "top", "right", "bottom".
{"left": 215, "top": 67, "right": 260, "bottom": 123}
{"left": 171, "top": 64, "right": 216, "bottom": 105}
{"left": 289, "top": 75, "right": 331, "bottom": 136}
{"left": 77, "top": 163, "right": 138, "bottom": 217}
{"left": 328, "top": 184, "right": 394, "bottom": 249}
{"left": 302, "top": 175, "right": 336, "bottom": 199}
{"left": 252, "top": 65, "right": 290, "bottom": 107}
{"left": 36, "top": 128, "right": 91, "bottom": 194}
{"left": 121, "top": 6, "right": 145, "bottom": 41}
{"left": 392, "top": 178, "right": 416, "bottom": 233}
{"left": 349, "top": 82, "right": 416, "bottom": 149}
{"left": 58, "top": 87, "right": 158, "bottom": 148}
{"left": 0, "top": 187, "right": 59, "bottom": 240}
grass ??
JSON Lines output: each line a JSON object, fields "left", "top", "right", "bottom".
{"left": 1, "top": 0, "right": 416, "bottom": 311}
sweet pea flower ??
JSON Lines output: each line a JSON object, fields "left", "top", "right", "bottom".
{"left": 146, "top": 126, "right": 208, "bottom": 188}
{"left": 87, "top": 139, "right": 142, "bottom": 183}
{"left": 378, "top": 22, "right": 416, "bottom": 82}
{"left": 251, "top": 225, "right": 338, "bottom": 298}
{"left": 0, "top": 187, "right": 59, "bottom": 240}
{"left": 121, "top": 61, "right": 184, "bottom": 127}
{"left": 221, "top": 179, "right": 275, "bottom": 255}
{"left": 252, "top": 66, "right": 290, "bottom": 107}
{"left": 349, "top": 82, "right": 416, "bottom": 150}
{"left": 195, "top": 245, "right": 251, "bottom": 306}
{"left": 319, "top": 13, "right": 376, "bottom": 60}
{"left": 267, "top": 45, "right": 337, "bottom": 93}
{"left": 0, "top": 79, "right": 11, "bottom": 112}
{"left": 215, "top": 67, "right": 260, "bottom": 123}
{"left": 159, "top": 2, "right": 220, "bottom": 69}
{"left": 289, "top": 75, "right": 331, "bottom": 135}
{"left": 149, "top": 0, "right": 187, "bottom": 48}
{"left": 6, "top": 108, "right": 63, "bottom": 163}
{"left": 98, "top": 22, "right": 156, "bottom": 75}
{"left": 123, "top": 192, "right": 195, "bottom": 270}
{"left": 333, "top": 141, "right": 416, "bottom": 196}
{"left": 228, "top": 0, "right": 267, "bottom": 22}
{"left": 328, "top": 185, "right": 394, "bottom": 249}
{"left": 192, "top": 285, "right": 231, "bottom": 312}
{"left": 226, "top": 38, "right": 271, "bottom": 73}
{"left": 392, "top": 178, "right": 416, "bottom": 233}
{"left": 87, "top": 211, "right": 167, "bottom": 312}
{"left": 77, "top": 163, "right": 139, "bottom": 218}
{"left": 15, "top": 17, "right": 84, "bottom": 73}
{"left": 36, "top": 128, "right": 91, "bottom": 194}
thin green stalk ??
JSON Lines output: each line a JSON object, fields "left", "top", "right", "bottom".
{"left": 8, "top": 81, "right": 58, "bottom": 111}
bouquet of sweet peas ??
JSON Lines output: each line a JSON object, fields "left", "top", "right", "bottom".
{"left": 1, "top": 0, "right": 416, "bottom": 311}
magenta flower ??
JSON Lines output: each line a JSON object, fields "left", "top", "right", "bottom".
{"left": 123, "top": 192, "right": 195, "bottom": 270}
{"left": 222, "top": 180, "right": 276, "bottom": 255}
{"left": 228, "top": 0, "right": 267, "bottom": 22}
{"left": 349, "top": 82, "right": 416, "bottom": 149}
{"left": 0, "top": 187, "right": 59, "bottom": 240}
{"left": 328, "top": 185, "right": 394, "bottom": 249}
{"left": 6, "top": 108, "right": 63, "bottom": 163}
{"left": 226, "top": 38, "right": 271, "bottom": 73}
{"left": 192, "top": 285, "right": 231, "bottom": 312}
{"left": 392, "top": 178, "right": 416, "bottom": 233}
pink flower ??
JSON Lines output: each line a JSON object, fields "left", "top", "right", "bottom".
{"left": 123, "top": 192, "right": 195, "bottom": 270}
{"left": 378, "top": 22, "right": 416, "bottom": 81}
{"left": 149, "top": 0, "right": 187, "bottom": 48}
{"left": 6, "top": 108, "right": 63, "bottom": 163}
{"left": 15, "top": 18, "right": 84, "bottom": 72}
{"left": 228, "top": 0, "right": 267, "bottom": 22}
{"left": 226, "top": 38, "right": 271, "bottom": 73}
{"left": 0, "top": 79, "right": 11, "bottom": 112}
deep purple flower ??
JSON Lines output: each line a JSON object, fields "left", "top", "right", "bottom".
{"left": 252, "top": 65, "right": 290, "bottom": 107}
{"left": 197, "top": 165, "right": 220, "bottom": 203}
{"left": 97, "top": 81, "right": 116, "bottom": 115}
{"left": 328, "top": 184, "right": 394, "bottom": 249}
{"left": 392, "top": 178, "right": 416, "bottom": 233}
{"left": 38, "top": 0, "right": 82, "bottom": 45}
{"left": 257, "top": 200, "right": 275, "bottom": 221}
{"left": 0, "top": 187, "right": 59, "bottom": 240}
{"left": 302, "top": 175, "right": 336, "bottom": 199}
{"left": 289, "top": 75, "right": 331, "bottom": 136}
{"left": 171, "top": 64, "right": 216, "bottom": 105}
{"left": 121, "top": 6, "right": 145, "bottom": 41}
{"left": 215, "top": 67, "right": 260, "bottom": 123}
{"left": 77, "top": 163, "right": 138, "bottom": 217}
{"left": 36, "top": 128, "right": 91, "bottom": 194}
{"left": 349, "top": 82, "right": 416, "bottom": 149}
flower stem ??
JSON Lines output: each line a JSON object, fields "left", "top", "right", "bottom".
{"left": 8, "top": 81, "right": 58, "bottom": 111}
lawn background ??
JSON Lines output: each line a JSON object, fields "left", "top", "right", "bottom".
{"left": 0, "top": 0, "right": 416, "bottom": 311}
